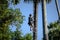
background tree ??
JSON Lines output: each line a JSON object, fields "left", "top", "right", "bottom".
{"left": 48, "top": 21, "right": 60, "bottom": 40}
{"left": 24, "top": 33, "right": 33, "bottom": 40}
{"left": 0, "top": 8, "right": 24, "bottom": 40}
{"left": 0, "top": 0, "right": 32, "bottom": 40}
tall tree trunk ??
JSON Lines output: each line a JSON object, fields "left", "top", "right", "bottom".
{"left": 55, "top": 0, "right": 60, "bottom": 22}
{"left": 33, "top": 0, "right": 38, "bottom": 40}
{"left": 42, "top": 0, "right": 49, "bottom": 40}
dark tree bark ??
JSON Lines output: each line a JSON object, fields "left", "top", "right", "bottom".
{"left": 33, "top": 0, "right": 38, "bottom": 40}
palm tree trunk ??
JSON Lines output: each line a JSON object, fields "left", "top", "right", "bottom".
{"left": 42, "top": 0, "right": 49, "bottom": 40}
{"left": 33, "top": 0, "right": 38, "bottom": 40}
{"left": 55, "top": 0, "right": 60, "bottom": 22}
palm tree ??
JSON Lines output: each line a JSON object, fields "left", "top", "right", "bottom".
{"left": 55, "top": 0, "right": 60, "bottom": 23}
{"left": 24, "top": 0, "right": 40, "bottom": 40}
{"left": 41, "top": 0, "right": 51, "bottom": 40}
{"left": 24, "top": 0, "right": 51, "bottom": 40}
{"left": 33, "top": 0, "right": 38, "bottom": 40}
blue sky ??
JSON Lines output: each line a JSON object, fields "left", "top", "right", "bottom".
{"left": 9, "top": 0, "right": 60, "bottom": 40}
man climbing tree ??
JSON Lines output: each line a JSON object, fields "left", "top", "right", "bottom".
{"left": 28, "top": 14, "right": 34, "bottom": 31}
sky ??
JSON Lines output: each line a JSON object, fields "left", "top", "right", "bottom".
{"left": 9, "top": 0, "right": 60, "bottom": 40}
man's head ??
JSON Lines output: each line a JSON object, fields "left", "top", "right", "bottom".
{"left": 29, "top": 14, "right": 32, "bottom": 17}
